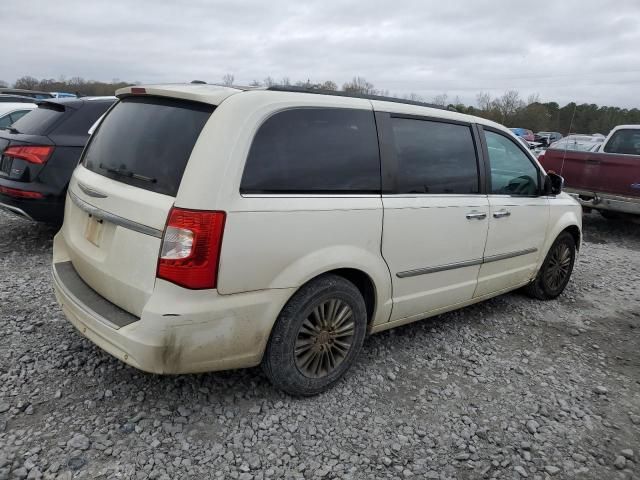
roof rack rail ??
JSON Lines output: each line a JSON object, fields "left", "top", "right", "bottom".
{"left": 265, "top": 85, "right": 449, "bottom": 111}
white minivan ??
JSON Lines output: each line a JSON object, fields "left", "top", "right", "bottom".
{"left": 52, "top": 84, "right": 582, "bottom": 395}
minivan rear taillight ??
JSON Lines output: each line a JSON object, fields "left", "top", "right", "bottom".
{"left": 157, "top": 208, "right": 226, "bottom": 289}
{"left": 4, "top": 145, "right": 54, "bottom": 164}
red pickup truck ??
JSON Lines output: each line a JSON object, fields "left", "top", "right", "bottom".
{"left": 539, "top": 125, "right": 640, "bottom": 218}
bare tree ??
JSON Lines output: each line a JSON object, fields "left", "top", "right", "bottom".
{"left": 342, "top": 76, "right": 377, "bottom": 95}
{"left": 222, "top": 73, "right": 235, "bottom": 86}
{"left": 249, "top": 79, "right": 262, "bottom": 87}
{"left": 0, "top": 80, "right": 8, "bottom": 88}
{"left": 279, "top": 77, "right": 291, "bottom": 86}
{"left": 13, "top": 76, "right": 40, "bottom": 90}
{"left": 527, "top": 93, "right": 541, "bottom": 105}
{"left": 476, "top": 92, "right": 493, "bottom": 111}
{"left": 432, "top": 93, "right": 448, "bottom": 107}
{"left": 493, "top": 90, "right": 523, "bottom": 123}
{"left": 320, "top": 80, "right": 337, "bottom": 91}
{"left": 263, "top": 76, "right": 277, "bottom": 87}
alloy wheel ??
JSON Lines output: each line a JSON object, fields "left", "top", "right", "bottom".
{"left": 294, "top": 298, "right": 355, "bottom": 378}
{"left": 544, "top": 242, "right": 572, "bottom": 291}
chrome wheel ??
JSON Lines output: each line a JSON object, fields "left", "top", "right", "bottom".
{"left": 544, "top": 242, "right": 572, "bottom": 291}
{"left": 294, "top": 298, "right": 355, "bottom": 378}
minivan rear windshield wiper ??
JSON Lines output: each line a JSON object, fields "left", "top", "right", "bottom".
{"left": 99, "top": 163, "right": 157, "bottom": 183}
{"left": 0, "top": 126, "right": 20, "bottom": 134}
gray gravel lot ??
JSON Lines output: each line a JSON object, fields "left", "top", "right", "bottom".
{"left": 0, "top": 209, "right": 639, "bottom": 480}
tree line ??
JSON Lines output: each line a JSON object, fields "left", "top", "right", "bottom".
{"left": 4, "top": 75, "right": 638, "bottom": 135}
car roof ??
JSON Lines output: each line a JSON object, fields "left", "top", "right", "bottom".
{"left": 116, "top": 83, "right": 511, "bottom": 134}
{"left": 0, "top": 88, "right": 54, "bottom": 98}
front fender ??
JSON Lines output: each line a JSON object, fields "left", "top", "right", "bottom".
{"left": 537, "top": 202, "right": 582, "bottom": 271}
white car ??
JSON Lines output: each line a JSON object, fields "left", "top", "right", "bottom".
{"left": 0, "top": 102, "right": 37, "bottom": 129}
{"left": 52, "top": 84, "right": 582, "bottom": 395}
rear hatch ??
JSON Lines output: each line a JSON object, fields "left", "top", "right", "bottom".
{"left": 62, "top": 95, "right": 215, "bottom": 317}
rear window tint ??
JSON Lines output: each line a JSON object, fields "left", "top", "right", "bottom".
{"left": 240, "top": 108, "right": 380, "bottom": 193}
{"left": 10, "top": 104, "right": 66, "bottom": 135}
{"left": 82, "top": 96, "right": 214, "bottom": 197}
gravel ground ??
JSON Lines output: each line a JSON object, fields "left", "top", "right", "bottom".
{"left": 0, "top": 209, "right": 638, "bottom": 480}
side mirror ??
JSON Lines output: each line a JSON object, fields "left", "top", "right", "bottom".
{"left": 544, "top": 172, "right": 564, "bottom": 195}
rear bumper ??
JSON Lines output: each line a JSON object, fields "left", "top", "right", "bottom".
{"left": 52, "top": 232, "right": 294, "bottom": 374}
{"left": 0, "top": 192, "right": 65, "bottom": 223}
{"left": 566, "top": 188, "right": 640, "bottom": 215}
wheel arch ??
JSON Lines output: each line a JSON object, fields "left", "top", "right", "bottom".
{"left": 537, "top": 209, "right": 582, "bottom": 271}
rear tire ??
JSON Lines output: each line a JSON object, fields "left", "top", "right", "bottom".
{"left": 525, "top": 232, "right": 576, "bottom": 300}
{"left": 262, "top": 274, "right": 367, "bottom": 396}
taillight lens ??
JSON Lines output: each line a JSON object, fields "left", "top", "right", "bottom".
{"left": 0, "top": 186, "right": 44, "bottom": 199}
{"left": 4, "top": 145, "right": 54, "bottom": 164}
{"left": 157, "top": 207, "right": 226, "bottom": 290}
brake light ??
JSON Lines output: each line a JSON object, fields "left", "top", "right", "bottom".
{"left": 157, "top": 207, "right": 226, "bottom": 289}
{"left": 0, "top": 186, "right": 44, "bottom": 199}
{"left": 130, "top": 87, "right": 146, "bottom": 94}
{"left": 4, "top": 145, "right": 54, "bottom": 165}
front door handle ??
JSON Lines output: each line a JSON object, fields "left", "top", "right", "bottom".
{"left": 466, "top": 211, "right": 487, "bottom": 220}
{"left": 493, "top": 209, "right": 511, "bottom": 218}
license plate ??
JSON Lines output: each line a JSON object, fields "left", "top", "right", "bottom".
{"left": 85, "top": 215, "right": 104, "bottom": 247}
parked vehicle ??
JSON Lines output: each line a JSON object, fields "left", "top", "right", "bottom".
{"left": 0, "top": 88, "right": 54, "bottom": 99}
{"left": 0, "top": 94, "right": 41, "bottom": 104}
{"left": 534, "top": 131, "right": 562, "bottom": 147}
{"left": 52, "top": 85, "right": 581, "bottom": 395}
{"left": 540, "top": 125, "right": 640, "bottom": 218}
{"left": 51, "top": 92, "right": 78, "bottom": 99}
{"left": 543, "top": 136, "right": 602, "bottom": 155}
{"left": 509, "top": 128, "right": 535, "bottom": 142}
{"left": 0, "top": 97, "right": 116, "bottom": 224}
{"left": 0, "top": 102, "right": 37, "bottom": 129}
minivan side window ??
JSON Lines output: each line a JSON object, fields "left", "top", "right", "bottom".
{"left": 240, "top": 108, "right": 380, "bottom": 194}
{"left": 603, "top": 129, "right": 640, "bottom": 156}
{"left": 485, "top": 130, "right": 540, "bottom": 196}
{"left": 390, "top": 118, "right": 480, "bottom": 194}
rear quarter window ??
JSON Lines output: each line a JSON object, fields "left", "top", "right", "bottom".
{"left": 240, "top": 108, "right": 381, "bottom": 194}
{"left": 10, "top": 104, "right": 66, "bottom": 135}
{"left": 82, "top": 96, "right": 214, "bottom": 197}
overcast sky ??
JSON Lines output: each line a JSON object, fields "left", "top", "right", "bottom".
{"left": 1, "top": 0, "right": 639, "bottom": 107}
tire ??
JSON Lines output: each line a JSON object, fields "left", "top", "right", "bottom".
{"left": 262, "top": 274, "right": 367, "bottom": 396}
{"left": 525, "top": 232, "right": 576, "bottom": 300}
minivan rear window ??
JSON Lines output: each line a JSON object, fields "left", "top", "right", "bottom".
{"left": 82, "top": 96, "right": 214, "bottom": 197}
{"left": 10, "top": 103, "right": 66, "bottom": 135}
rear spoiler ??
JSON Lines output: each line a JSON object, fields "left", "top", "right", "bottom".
{"left": 115, "top": 84, "right": 241, "bottom": 106}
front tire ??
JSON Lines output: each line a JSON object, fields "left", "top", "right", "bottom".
{"left": 525, "top": 232, "right": 576, "bottom": 300}
{"left": 262, "top": 274, "right": 367, "bottom": 396}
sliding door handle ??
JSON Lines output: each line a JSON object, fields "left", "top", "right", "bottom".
{"left": 466, "top": 211, "right": 487, "bottom": 220}
{"left": 493, "top": 209, "right": 511, "bottom": 218}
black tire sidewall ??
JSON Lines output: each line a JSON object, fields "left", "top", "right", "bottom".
{"left": 263, "top": 275, "right": 367, "bottom": 396}
{"left": 539, "top": 233, "right": 576, "bottom": 298}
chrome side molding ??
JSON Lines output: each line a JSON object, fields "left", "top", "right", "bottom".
{"left": 397, "top": 258, "right": 483, "bottom": 278}
{"left": 483, "top": 248, "right": 538, "bottom": 264}
{"left": 397, "top": 247, "right": 538, "bottom": 278}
